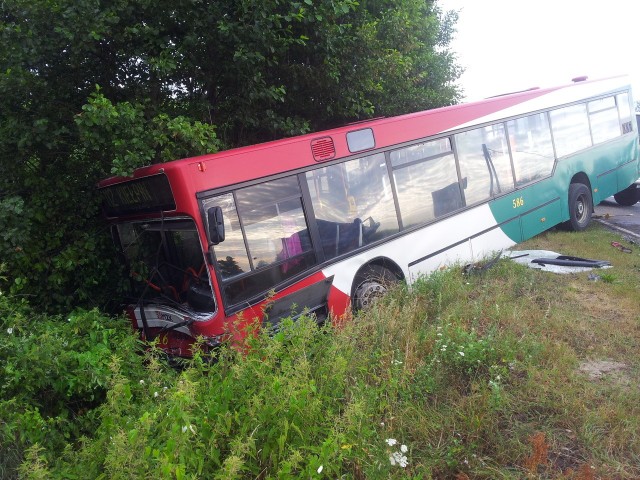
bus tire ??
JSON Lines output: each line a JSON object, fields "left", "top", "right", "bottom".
{"left": 353, "top": 264, "right": 397, "bottom": 311}
{"left": 613, "top": 184, "right": 640, "bottom": 206}
{"left": 564, "top": 183, "right": 592, "bottom": 231}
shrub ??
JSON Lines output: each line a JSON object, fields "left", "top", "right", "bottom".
{"left": 0, "top": 294, "right": 145, "bottom": 478}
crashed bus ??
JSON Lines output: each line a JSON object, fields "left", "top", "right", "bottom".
{"left": 98, "top": 75, "right": 640, "bottom": 356}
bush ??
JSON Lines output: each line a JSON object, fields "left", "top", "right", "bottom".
{"left": 0, "top": 293, "right": 145, "bottom": 479}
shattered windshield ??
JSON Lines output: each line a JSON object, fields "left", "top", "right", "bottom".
{"left": 116, "top": 219, "right": 215, "bottom": 314}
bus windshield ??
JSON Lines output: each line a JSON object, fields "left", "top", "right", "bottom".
{"left": 116, "top": 219, "right": 215, "bottom": 314}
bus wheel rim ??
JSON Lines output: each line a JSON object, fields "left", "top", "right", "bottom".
{"left": 576, "top": 195, "right": 586, "bottom": 221}
{"left": 356, "top": 281, "right": 387, "bottom": 309}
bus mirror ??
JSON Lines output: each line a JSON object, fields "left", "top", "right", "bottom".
{"left": 207, "top": 206, "right": 225, "bottom": 245}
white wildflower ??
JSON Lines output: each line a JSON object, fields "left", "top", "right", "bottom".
{"left": 139, "top": 379, "right": 145, "bottom": 385}
{"left": 400, "top": 444, "right": 408, "bottom": 453}
{"left": 390, "top": 451, "right": 408, "bottom": 468}
{"left": 385, "top": 438, "right": 397, "bottom": 446}
{"left": 154, "top": 391, "right": 159, "bottom": 398}
{"left": 181, "top": 425, "right": 188, "bottom": 433}
{"left": 7, "top": 327, "right": 13, "bottom": 334}
{"left": 459, "top": 351, "right": 465, "bottom": 356}
{"left": 317, "top": 465, "right": 323, "bottom": 474}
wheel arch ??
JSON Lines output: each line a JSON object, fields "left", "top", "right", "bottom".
{"left": 569, "top": 171, "right": 592, "bottom": 191}
{"left": 350, "top": 256, "right": 405, "bottom": 300}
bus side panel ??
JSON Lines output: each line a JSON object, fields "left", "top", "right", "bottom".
{"left": 407, "top": 241, "right": 473, "bottom": 283}
{"left": 617, "top": 159, "right": 640, "bottom": 192}
{"left": 468, "top": 217, "right": 520, "bottom": 260}
{"left": 616, "top": 135, "right": 640, "bottom": 191}
{"left": 553, "top": 135, "right": 639, "bottom": 205}
{"left": 488, "top": 179, "right": 564, "bottom": 242}
{"left": 596, "top": 169, "right": 619, "bottom": 204}
{"left": 589, "top": 136, "right": 639, "bottom": 201}
{"left": 520, "top": 199, "right": 563, "bottom": 240}
{"left": 321, "top": 204, "right": 513, "bottom": 298}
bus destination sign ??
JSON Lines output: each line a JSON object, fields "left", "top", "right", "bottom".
{"left": 101, "top": 174, "right": 176, "bottom": 216}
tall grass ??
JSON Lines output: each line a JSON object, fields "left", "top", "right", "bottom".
{"left": 4, "top": 224, "right": 640, "bottom": 478}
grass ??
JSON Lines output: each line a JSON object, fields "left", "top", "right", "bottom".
{"left": 6, "top": 223, "right": 640, "bottom": 479}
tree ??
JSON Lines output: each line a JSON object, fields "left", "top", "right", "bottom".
{"left": 0, "top": 0, "right": 461, "bottom": 312}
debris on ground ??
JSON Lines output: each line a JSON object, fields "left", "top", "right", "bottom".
{"left": 593, "top": 213, "right": 633, "bottom": 219}
{"left": 463, "top": 250, "right": 502, "bottom": 275}
{"left": 504, "top": 250, "right": 612, "bottom": 274}
{"left": 611, "top": 241, "right": 632, "bottom": 253}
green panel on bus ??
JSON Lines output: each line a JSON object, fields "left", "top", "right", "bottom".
{"left": 596, "top": 169, "right": 617, "bottom": 204}
{"left": 617, "top": 160, "right": 639, "bottom": 191}
{"left": 520, "top": 198, "right": 563, "bottom": 240}
{"left": 487, "top": 194, "right": 522, "bottom": 243}
{"left": 500, "top": 216, "right": 522, "bottom": 243}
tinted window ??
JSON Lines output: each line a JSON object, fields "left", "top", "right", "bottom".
{"left": 390, "top": 138, "right": 462, "bottom": 228}
{"left": 550, "top": 104, "right": 592, "bottom": 157}
{"left": 455, "top": 124, "right": 514, "bottom": 205}
{"left": 506, "top": 113, "right": 555, "bottom": 186}
{"left": 306, "top": 152, "right": 398, "bottom": 259}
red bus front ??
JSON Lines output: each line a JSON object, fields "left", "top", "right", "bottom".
{"left": 98, "top": 164, "right": 348, "bottom": 358}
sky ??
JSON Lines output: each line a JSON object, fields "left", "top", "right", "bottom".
{"left": 437, "top": 0, "right": 640, "bottom": 102}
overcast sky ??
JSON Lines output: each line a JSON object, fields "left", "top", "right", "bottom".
{"left": 438, "top": 0, "right": 640, "bottom": 102}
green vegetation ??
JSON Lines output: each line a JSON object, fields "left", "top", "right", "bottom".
{"left": 2, "top": 224, "right": 639, "bottom": 479}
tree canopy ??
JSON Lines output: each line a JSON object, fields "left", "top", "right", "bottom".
{"left": 0, "top": 0, "right": 462, "bottom": 312}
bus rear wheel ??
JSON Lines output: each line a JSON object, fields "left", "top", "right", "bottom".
{"left": 353, "top": 265, "right": 397, "bottom": 311}
{"left": 613, "top": 184, "right": 640, "bottom": 206}
{"left": 564, "top": 182, "right": 592, "bottom": 231}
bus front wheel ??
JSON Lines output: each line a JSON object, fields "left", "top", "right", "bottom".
{"left": 564, "top": 183, "right": 592, "bottom": 232}
{"left": 353, "top": 265, "right": 397, "bottom": 311}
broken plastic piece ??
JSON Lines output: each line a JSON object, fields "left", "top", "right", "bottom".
{"left": 531, "top": 256, "right": 611, "bottom": 268}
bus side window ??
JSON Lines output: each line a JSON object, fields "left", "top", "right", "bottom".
{"left": 588, "top": 96, "right": 620, "bottom": 144}
{"left": 305, "top": 152, "right": 399, "bottom": 260}
{"left": 390, "top": 137, "right": 462, "bottom": 228}
{"left": 549, "top": 104, "right": 592, "bottom": 158}
{"left": 455, "top": 124, "right": 514, "bottom": 205}
{"left": 202, "top": 193, "right": 251, "bottom": 279}
{"left": 616, "top": 92, "right": 632, "bottom": 134}
{"left": 506, "top": 113, "right": 554, "bottom": 186}
{"left": 235, "top": 178, "right": 312, "bottom": 270}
